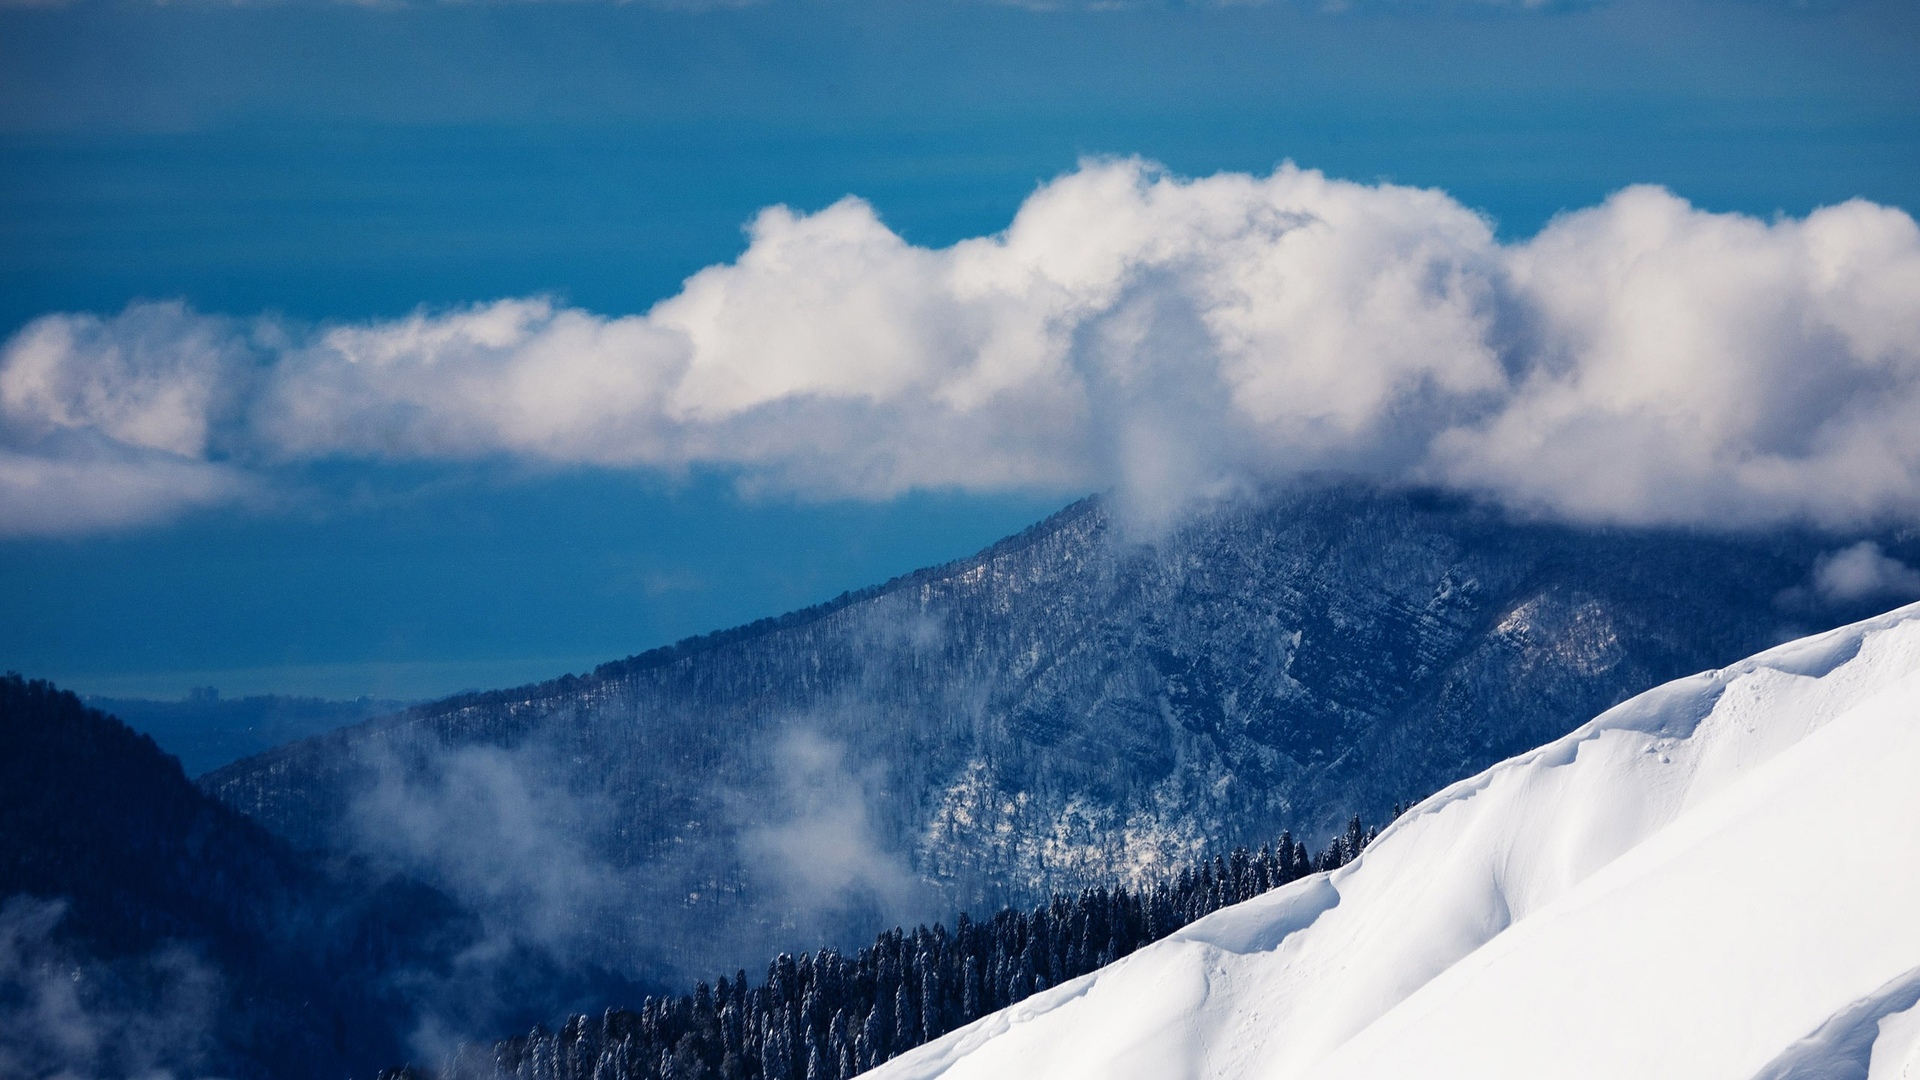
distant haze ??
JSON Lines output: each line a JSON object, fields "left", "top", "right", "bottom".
{"left": 84, "top": 692, "right": 407, "bottom": 777}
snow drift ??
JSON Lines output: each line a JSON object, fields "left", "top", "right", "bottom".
{"left": 869, "top": 601, "right": 1920, "bottom": 1080}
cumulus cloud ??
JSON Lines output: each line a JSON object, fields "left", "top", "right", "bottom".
{"left": 0, "top": 303, "right": 255, "bottom": 534}
{"left": 1429, "top": 188, "right": 1920, "bottom": 526}
{"left": 5, "top": 158, "right": 1920, "bottom": 534}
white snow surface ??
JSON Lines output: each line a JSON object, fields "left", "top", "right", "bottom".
{"left": 869, "top": 601, "right": 1920, "bottom": 1080}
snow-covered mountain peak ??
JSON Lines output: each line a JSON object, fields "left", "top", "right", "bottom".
{"left": 872, "top": 601, "right": 1920, "bottom": 1080}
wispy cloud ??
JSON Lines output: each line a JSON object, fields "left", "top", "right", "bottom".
{"left": 1811, "top": 541, "right": 1920, "bottom": 603}
{"left": 0, "top": 443, "right": 249, "bottom": 536}
{"left": 346, "top": 742, "right": 623, "bottom": 963}
{"left": 330, "top": 715, "right": 939, "bottom": 1042}
{"left": 737, "top": 728, "right": 930, "bottom": 929}
{"left": 6, "top": 159, "right": 1920, "bottom": 535}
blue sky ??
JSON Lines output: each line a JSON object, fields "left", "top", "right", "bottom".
{"left": 2, "top": 0, "right": 1917, "bottom": 700}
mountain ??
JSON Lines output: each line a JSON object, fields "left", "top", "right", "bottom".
{"left": 85, "top": 690, "right": 409, "bottom": 777}
{"left": 868, "top": 600, "right": 1920, "bottom": 1080}
{"left": 200, "top": 483, "right": 1910, "bottom": 983}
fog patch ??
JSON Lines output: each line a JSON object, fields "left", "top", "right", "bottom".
{"left": 348, "top": 741, "right": 622, "bottom": 962}
{"left": 1777, "top": 541, "right": 1920, "bottom": 616}
{"left": 738, "top": 729, "right": 932, "bottom": 939}
{"left": 856, "top": 595, "right": 948, "bottom": 654}
{"left": 340, "top": 737, "right": 661, "bottom": 1059}
{"left": 0, "top": 896, "right": 220, "bottom": 1080}
{"left": 328, "top": 718, "right": 944, "bottom": 1054}
{"left": 1812, "top": 542, "right": 1920, "bottom": 604}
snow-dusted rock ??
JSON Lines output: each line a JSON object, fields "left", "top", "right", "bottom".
{"left": 204, "top": 485, "right": 1877, "bottom": 980}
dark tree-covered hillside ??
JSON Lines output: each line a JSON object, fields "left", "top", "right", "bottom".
{"left": 0, "top": 675, "right": 475, "bottom": 1079}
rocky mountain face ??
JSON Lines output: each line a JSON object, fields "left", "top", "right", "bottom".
{"left": 200, "top": 484, "right": 1904, "bottom": 983}
{"left": 866, "top": 603, "right": 1920, "bottom": 1080}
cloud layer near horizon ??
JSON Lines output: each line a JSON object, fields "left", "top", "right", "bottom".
{"left": 4, "top": 159, "right": 1919, "bottom": 535}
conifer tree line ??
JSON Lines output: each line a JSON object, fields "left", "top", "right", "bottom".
{"left": 392, "top": 812, "right": 1395, "bottom": 1080}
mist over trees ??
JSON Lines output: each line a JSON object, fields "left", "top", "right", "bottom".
{"left": 404, "top": 814, "right": 1390, "bottom": 1080}
{"left": 0, "top": 674, "right": 605, "bottom": 1080}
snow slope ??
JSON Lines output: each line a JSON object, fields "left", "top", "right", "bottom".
{"left": 869, "top": 601, "right": 1920, "bottom": 1080}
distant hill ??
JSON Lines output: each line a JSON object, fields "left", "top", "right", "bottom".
{"left": 0, "top": 676, "right": 652, "bottom": 1078}
{"left": 201, "top": 482, "right": 1916, "bottom": 987}
{"left": 85, "top": 691, "right": 409, "bottom": 777}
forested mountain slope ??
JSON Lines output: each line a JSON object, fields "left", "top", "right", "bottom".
{"left": 202, "top": 483, "right": 1911, "bottom": 981}
{"left": 870, "top": 602, "right": 1920, "bottom": 1080}
{"left": 0, "top": 678, "right": 667, "bottom": 1075}
{"left": 445, "top": 815, "right": 1386, "bottom": 1080}
{"left": 0, "top": 676, "right": 443, "bottom": 1079}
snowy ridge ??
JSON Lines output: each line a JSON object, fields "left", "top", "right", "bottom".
{"left": 869, "top": 601, "right": 1920, "bottom": 1080}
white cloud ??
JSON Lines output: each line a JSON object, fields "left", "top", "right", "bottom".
{"left": 0, "top": 302, "right": 254, "bottom": 535}
{"left": 1429, "top": 188, "right": 1920, "bottom": 526}
{"left": 0, "top": 444, "right": 247, "bottom": 536}
{"left": 0, "top": 301, "right": 251, "bottom": 458}
{"left": 1811, "top": 541, "right": 1920, "bottom": 603}
{"left": 5, "top": 159, "right": 1920, "bottom": 534}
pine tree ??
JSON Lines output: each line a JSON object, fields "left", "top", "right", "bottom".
{"left": 962, "top": 954, "right": 981, "bottom": 1019}
{"left": 892, "top": 979, "right": 916, "bottom": 1058}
